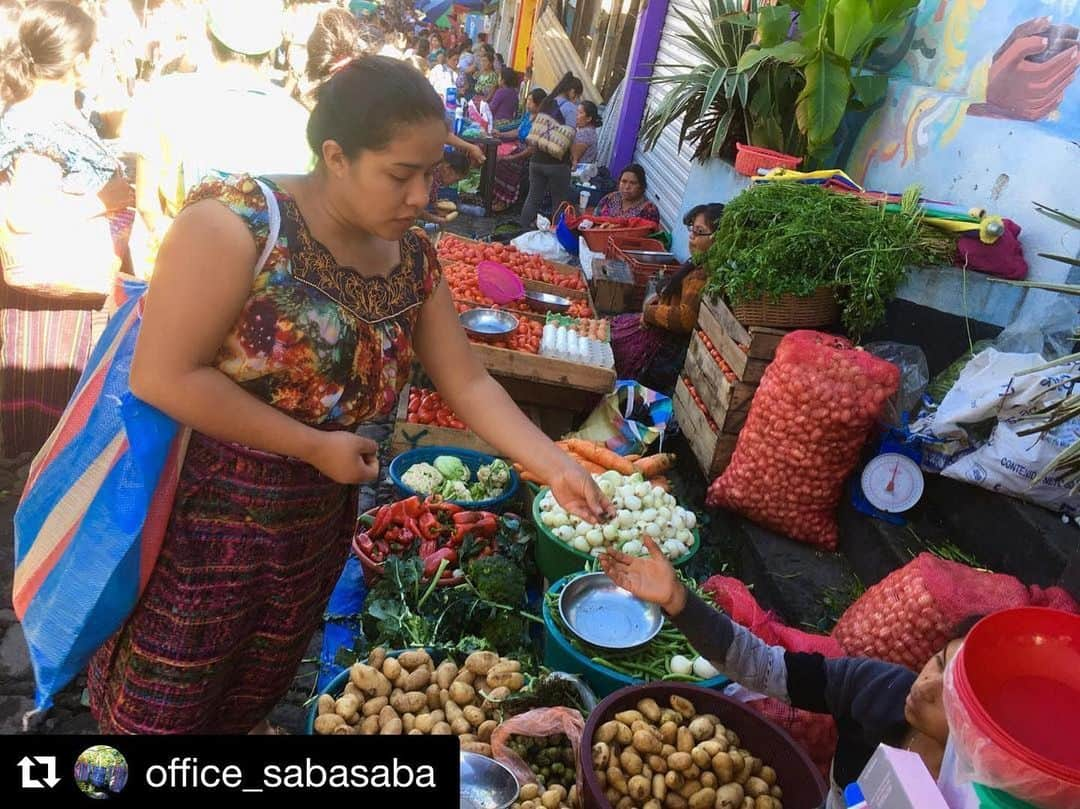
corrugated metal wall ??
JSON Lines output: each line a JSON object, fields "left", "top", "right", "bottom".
{"left": 632, "top": 0, "right": 697, "bottom": 229}
{"left": 596, "top": 77, "right": 624, "bottom": 168}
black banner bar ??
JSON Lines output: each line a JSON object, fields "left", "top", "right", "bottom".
{"left": 0, "top": 734, "right": 460, "bottom": 804}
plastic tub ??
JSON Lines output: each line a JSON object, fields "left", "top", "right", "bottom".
{"left": 944, "top": 607, "right": 1080, "bottom": 809}
{"left": 532, "top": 487, "right": 700, "bottom": 583}
{"left": 542, "top": 575, "right": 726, "bottom": 698}
{"left": 580, "top": 683, "right": 827, "bottom": 809}
{"left": 389, "top": 446, "right": 520, "bottom": 512}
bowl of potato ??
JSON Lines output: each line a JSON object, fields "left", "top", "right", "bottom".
{"left": 308, "top": 646, "right": 528, "bottom": 755}
{"left": 580, "top": 683, "right": 826, "bottom": 809}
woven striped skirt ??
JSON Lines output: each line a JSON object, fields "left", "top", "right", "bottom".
{"left": 0, "top": 288, "right": 106, "bottom": 458}
{"left": 88, "top": 431, "right": 356, "bottom": 734}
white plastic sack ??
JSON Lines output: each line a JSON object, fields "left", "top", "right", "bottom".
{"left": 913, "top": 348, "right": 1080, "bottom": 514}
{"left": 511, "top": 214, "right": 570, "bottom": 262}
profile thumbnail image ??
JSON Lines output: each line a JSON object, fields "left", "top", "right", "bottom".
{"left": 74, "top": 745, "right": 129, "bottom": 799}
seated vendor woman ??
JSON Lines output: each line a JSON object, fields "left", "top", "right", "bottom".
{"left": 610, "top": 203, "right": 723, "bottom": 394}
{"left": 601, "top": 539, "right": 984, "bottom": 809}
{"left": 420, "top": 150, "right": 471, "bottom": 225}
{"left": 594, "top": 164, "right": 661, "bottom": 225}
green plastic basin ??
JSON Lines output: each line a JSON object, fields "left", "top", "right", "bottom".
{"left": 532, "top": 486, "right": 701, "bottom": 583}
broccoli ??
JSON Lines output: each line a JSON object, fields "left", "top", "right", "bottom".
{"left": 440, "top": 479, "right": 473, "bottom": 501}
{"left": 433, "top": 455, "right": 469, "bottom": 482}
{"left": 479, "top": 613, "right": 528, "bottom": 655}
{"left": 401, "top": 462, "right": 443, "bottom": 494}
{"left": 467, "top": 555, "right": 526, "bottom": 607}
{"left": 477, "top": 459, "right": 511, "bottom": 494}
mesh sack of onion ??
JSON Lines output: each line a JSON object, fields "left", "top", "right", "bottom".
{"left": 706, "top": 331, "right": 900, "bottom": 550}
{"left": 831, "top": 553, "right": 1079, "bottom": 671}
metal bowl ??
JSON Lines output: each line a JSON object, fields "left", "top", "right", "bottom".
{"left": 559, "top": 572, "right": 663, "bottom": 650}
{"left": 459, "top": 752, "right": 519, "bottom": 809}
{"left": 459, "top": 308, "right": 519, "bottom": 342}
{"left": 524, "top": 290, "right": 572, "bottom": 314}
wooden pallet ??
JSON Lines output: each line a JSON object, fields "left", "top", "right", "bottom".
{"left": 391, "top": 383, "right": 499, "bottom": 457}
{"left": 697, "top": 296, "right": 786, "bottom": 383}
{"left": 673, "top": 377, "right": 740, "bottom": 478}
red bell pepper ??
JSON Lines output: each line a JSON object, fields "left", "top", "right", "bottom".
{"left": 417, "top": 512, "right": 442, "bottom": 541}
{"left": 425, "top": 496, "right": 463, "bottom": 516}
{"left": 356, "top": 532, "right": 375, "bottom": 555}
{"left": 370, "top": 505, "right": 392, "bottom": 539}
{"left": 422, "top": 547, "right": 457, "bottom": 578}
{"left": 418, "top": 537, "right": 437, "bottom": 560}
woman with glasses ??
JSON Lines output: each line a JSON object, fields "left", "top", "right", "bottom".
{"left": 610, "top": 202, "right": 724, "bottom": 394}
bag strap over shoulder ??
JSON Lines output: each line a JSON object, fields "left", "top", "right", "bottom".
{"left": 252, "top": 178, "right": 281, "bottom": 278}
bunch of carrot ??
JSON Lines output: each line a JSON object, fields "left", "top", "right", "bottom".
{"left": 513, "top": 438, "right": 676, "bottom": 491}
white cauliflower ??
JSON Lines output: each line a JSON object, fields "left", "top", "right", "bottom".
{"left": 401, "top": 462, "right": 443, "bottom": 494}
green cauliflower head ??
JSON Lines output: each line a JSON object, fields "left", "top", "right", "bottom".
{"left": 433, "top": 455, "right": 470, "bottom": 482}
{"left": 477, "top": 459, "right": 511, "bottom": 494}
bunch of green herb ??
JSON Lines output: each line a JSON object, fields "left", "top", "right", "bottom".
{"left": 704, "top": 182, "right": 954, "bottom": 339}
{"left": 361, "top": 554, "right": 541, "bottom": 662}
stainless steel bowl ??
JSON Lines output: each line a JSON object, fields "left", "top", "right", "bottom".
{"left": 459, "top": 752, "right": 519, "bottom": 809}
{"left": 459, "top": 308, "right": 519, "bottom": 342}
{"left": 559, "top": 572, "right": 663, "bottom": 650}
{"left": 524, "top": 290, "right": 572, "bottom": 314}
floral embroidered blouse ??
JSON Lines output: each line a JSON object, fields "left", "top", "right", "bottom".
{"left": 185, "top": 174, "right": 442, "bottom": 427}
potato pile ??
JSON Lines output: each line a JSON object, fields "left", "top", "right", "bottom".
{"left": 314, "top": 648, "right": 526, "bottom": 755}
{"left": 591, "top": 695, "right": 784, "bottom": 809}
{"left": 510, "top": 781, "right": 579, "bottom": 809}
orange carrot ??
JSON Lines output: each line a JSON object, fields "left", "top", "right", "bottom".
{"left": 634, "top": 453, "right": 676, "bottom": 478}
{"left": 649, "top": 476, "right": 670, "bottom": 492}
{"left": 577, "top": 459, "right": 606, "bottom": 475}
{"left": 564, "top": 439, "right": 634, "bottom": 475}
{"left": 625, "top": 454, "right": 642, "bottom": 462}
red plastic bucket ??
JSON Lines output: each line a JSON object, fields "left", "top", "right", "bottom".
{"left": 945, "top": 608, "right": 1080, "bottom": 808}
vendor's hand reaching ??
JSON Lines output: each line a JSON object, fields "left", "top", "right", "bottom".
{"left": 306, "top": 431, "right": 380, "bottom": 484}
{"left": 547, "top": 458, "right": 614, "bottom": 524}
{"left": 601, "top": 536, "right": 687, "bottom": 616}
{"left": 465, "top": 143, "right": 486, "bottom": 166}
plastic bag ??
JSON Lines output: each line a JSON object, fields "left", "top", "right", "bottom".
{"left": 572, "top": 379, "right": 673, "bottom": 456}
{"left": 942, "top": 650, "right": 1077, "bottom": 809}
{"left": 490, "top": 707, "right": 586, "bottom": 796}
{"left": 913, "top": 348, "right": 1080, "bottom": 514}
{"left": 829, "top": 553, "right": 1074, "bottom": 670}
{"left": 12, "top": 179, "right": 280, "bottom": 716}
{"left": 511, "top": 215, "right": 571, "bottom": 262}
{"left": 706, "top": 331, "right": 900, "bottom": 550}
{"left": 863, "top": 342, "right": 928, "bottom": 423}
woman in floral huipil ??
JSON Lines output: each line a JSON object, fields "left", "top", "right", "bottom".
{"left": 87, "top": 56, "right": 612, "bottom": 735}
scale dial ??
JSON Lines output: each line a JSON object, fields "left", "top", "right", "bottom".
{"left": 861, "top": 453, "right": 924, "bottom": 513}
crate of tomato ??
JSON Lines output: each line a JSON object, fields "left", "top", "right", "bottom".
{"left": 353, "top": 495, "right": 501, "bottom": 585}
{"left": 392, "top": 384, "right": 498, "bottom": 457}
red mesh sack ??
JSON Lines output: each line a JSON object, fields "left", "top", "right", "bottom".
{"left": 1029, "top": 585, "right": 1079, "bottom": 613}
{"left": 706, "top": 331, "right": 900, "bottom": 550}
{"left": 831, "top": 553, "right": 1037, "bottom": 670}
{"left": 703, "top": 575, "right": 842, "bottom": 777}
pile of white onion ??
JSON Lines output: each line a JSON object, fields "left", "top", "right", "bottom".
{"left": 538, "top": 471, "right": 698, "bottom": 560}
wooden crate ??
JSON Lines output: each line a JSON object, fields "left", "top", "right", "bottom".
{"left": 673, "top": 377, "right": 739, "bottom": 478}
{"left": 469, "top": 341, "right": 615, "bottom": 393}
{"left": 590, "top": 259, "right": 638, "bottom": 314}
{"left": 684, "top": 332, "right": 760, "bottom": 434}
{"left": 391, "top": 384, "right": 499, "bottom": 457}
{"left": 697, "top": 296, "right": 786, "bottom": 383}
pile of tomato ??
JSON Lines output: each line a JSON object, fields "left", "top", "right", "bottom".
{"left": 697, "top": 330, "right": 738, "bottom": 383}
{"left": 437, "top": 236, "right": 586, "bottom": 291}
{"left": 406, "top": 387, "right": 466, "bottom": 429}
{"left": 497, "top": 319, "right": 542, "bottom": 354}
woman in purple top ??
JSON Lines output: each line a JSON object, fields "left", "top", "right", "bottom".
{"left": 488, "top": 68, "right": 522, "bottom": 124}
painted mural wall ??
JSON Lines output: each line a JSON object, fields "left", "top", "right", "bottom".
{"left": 674, "top": 0, "right": 1080, "bottom": 328}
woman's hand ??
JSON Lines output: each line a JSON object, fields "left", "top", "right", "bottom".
{"left": 547, "top": 457, "right": 614, "bottom": 524}
{"left": 306, "top": 431, "right": 380, "bottom": 484}
{"left": 601, "top": 536, "right": 687, "bottom": 615}
{"left": 465, "top": 142, "right": 486, "bottom": 165}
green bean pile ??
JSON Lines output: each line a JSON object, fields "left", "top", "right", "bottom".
{"left": 544, "top": 584, "right": 710, "bottom": 683}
